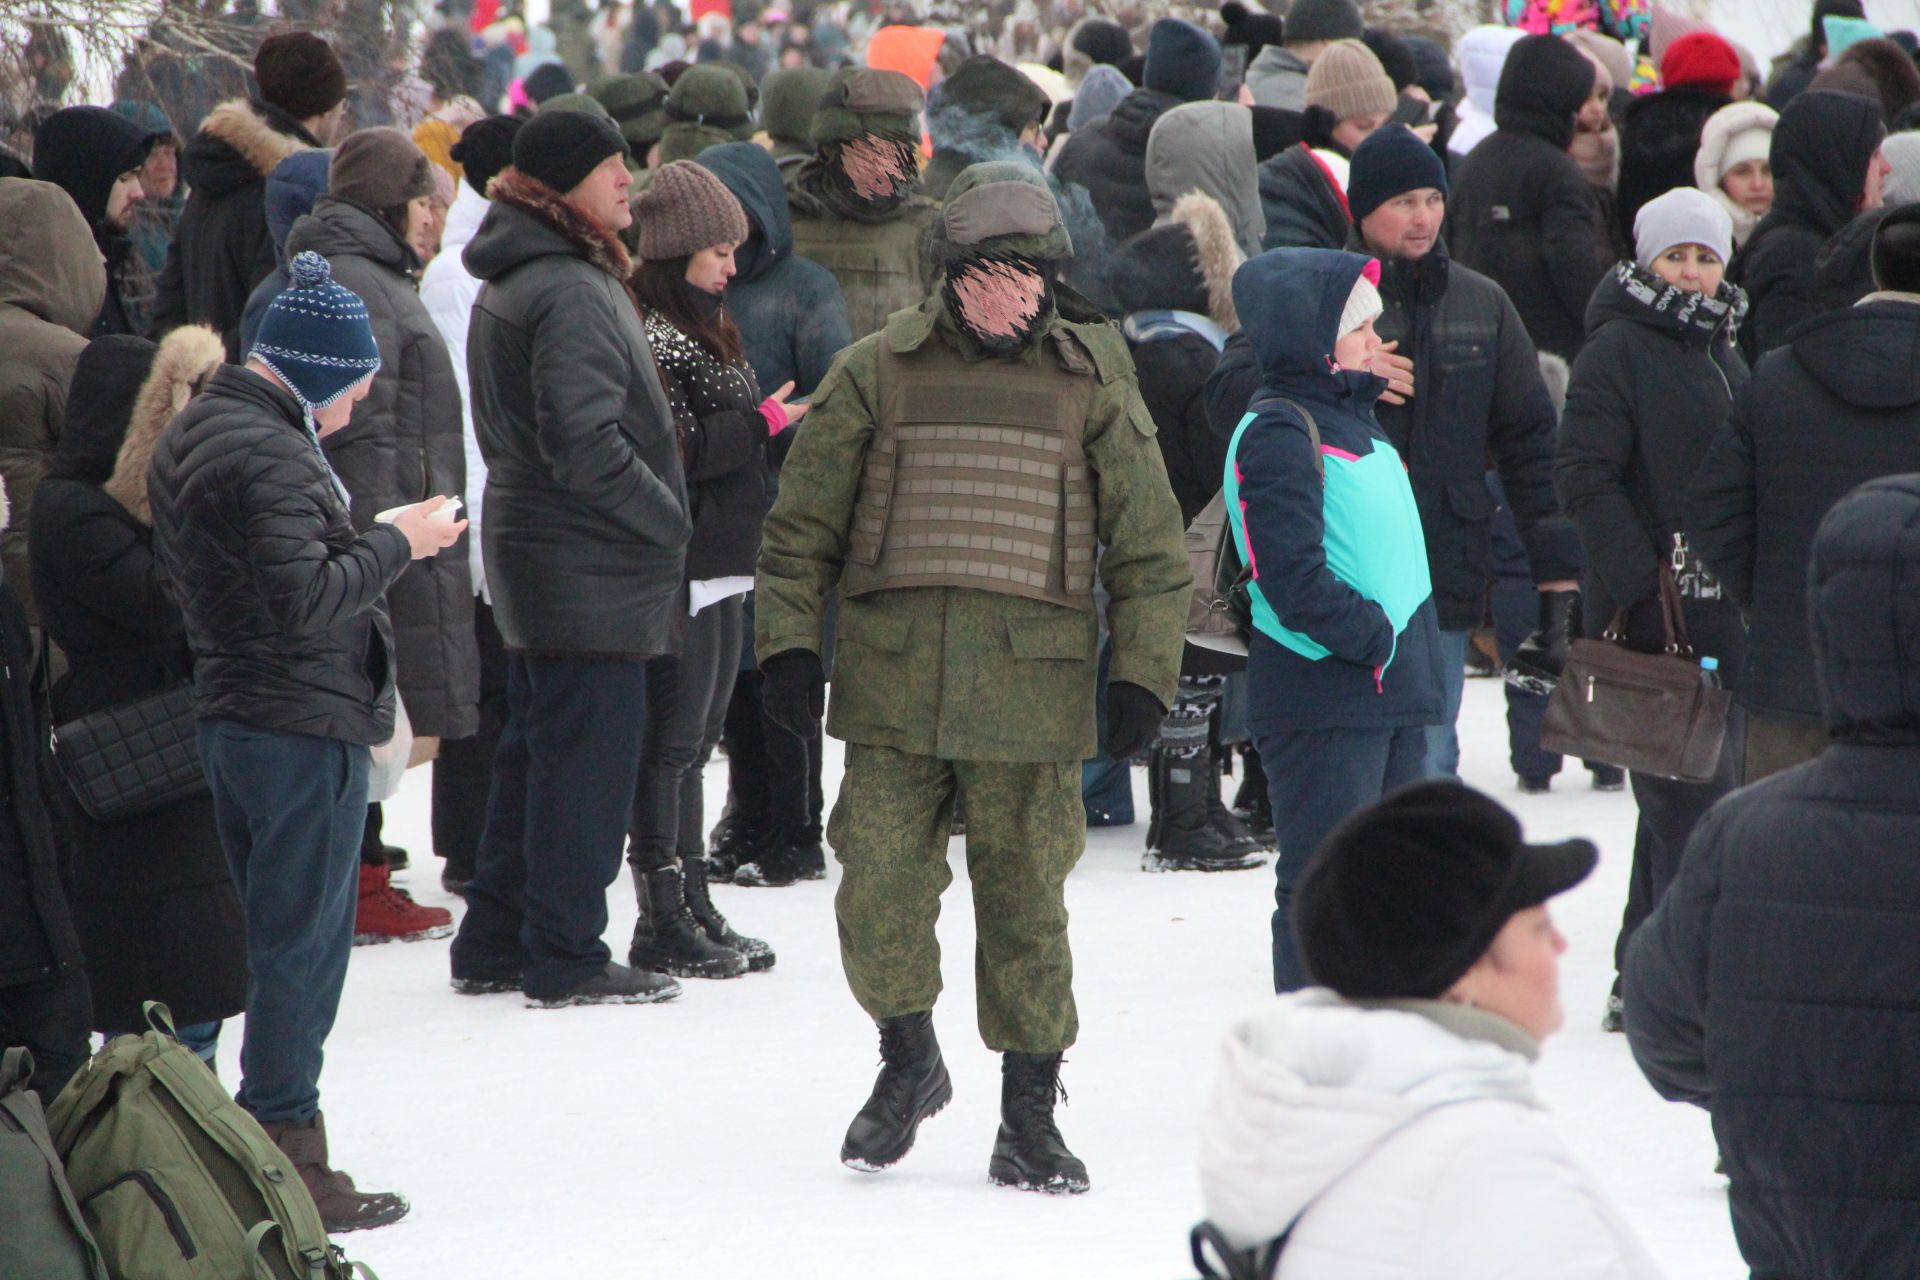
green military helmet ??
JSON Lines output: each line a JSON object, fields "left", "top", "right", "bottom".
{"left": 537, "top": 90, "right": 611, "bottom": 119}
{"left": 930, "top": 161, "right": 1073, "bottom": 266}
{"left": 811, "top": 66, "right": 924, "bottom": 149}
{"left": 761, "top": 65, "right": 833, "bottom": 153}
{"left": 587, "top": 72, "right": 671, "bottom": 154}
{"left": 665, "top": 64, "right": 754, "bottom": 144}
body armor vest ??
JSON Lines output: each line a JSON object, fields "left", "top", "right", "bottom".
{"left": 842, "top": 332, "right": 1097, "bottom": 610}
{"left": 790, "top": 205, "right": 936, "bottom": 341}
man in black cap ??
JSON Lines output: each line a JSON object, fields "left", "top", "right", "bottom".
{"left": 921, "top": 55, "right": 1052, "bottom": 200}
{"left": 448, "top": 109, "right": 694, "bottom": 1009}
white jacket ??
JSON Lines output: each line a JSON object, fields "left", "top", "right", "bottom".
{"left": 420, "top": 179, "right": 490, "bottom": 603}
{"left": 1448, "top": 27, "right": 1528, "bottom": 161}
{"left": 1198, "top": 991, "right": 1667, "bottom": 1280}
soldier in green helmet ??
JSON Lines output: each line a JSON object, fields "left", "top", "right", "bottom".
{"left": 754, "top": 160, "right": 1191, "bottom": 1194}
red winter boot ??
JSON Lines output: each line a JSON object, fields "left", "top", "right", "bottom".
{"left": 354, "top": 862, "right": 453, "bottom": 945}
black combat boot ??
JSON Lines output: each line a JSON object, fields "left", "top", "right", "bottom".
{"left": 525, "top": 962, "right": 681, "bottom": 1008}
{"left": 681, "top": 850, "right": 775, "bottom": 971}
{"left": 1143, "top": 751, "right": 1264, "bottom": 872}
{"left": 840, "top": 1012, "right": 953, "bottom": 1172}
{"left": 989, "top": 1052, "right": 1089, "bottom": 1194}
{"left": 706, "top": 803, "right": 767, "bottom": 879}
{"left": 733, "top": 826, "right": 827, "bottom": 887}
{"left": 1232, "top": 745, "right": 1277, "bottom": 845}
{"left": 1203, "top": 745, "right": 1268, "bottom": 858}
{"left": 628, "top": 864, "right": 749, "bottom": 979}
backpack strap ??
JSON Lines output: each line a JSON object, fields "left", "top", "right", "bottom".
{"left": 1, "top": 1044, "right": 32, "bottom": 1094}
{"left": 1247, "top": 395, "right": 1323, "bottom": 480}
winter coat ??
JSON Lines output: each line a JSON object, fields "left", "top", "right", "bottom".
{"left": 1555, "top": 263, "right": 1749, "bottom": 673}
{"left": 1145, "top": 102, "right": 1265, "bottom": 261}
{"left": 1624, "top": 474, "right": 1920, "bottom": 1280}
{"left": 1243, "top": 46, "right": 1309, "bottom": 111}
{"left": 1199, "top": 991, "right": 1666, "bottom": 1278}
{"left": 1219, "top": 249, "right": 1445, "bottom": 734}
{"left": 1447, "top": 36, "right": 1613, "bottom": 360}
{"left": 1209, "top": 237, "right": 1579, "bottom": 632}
{"left": 27, "top": 328, "right": 246, "bottom": 1031}
{"left": 1762, "top": 44, "right": 1821, "bottom": 112}
{"left": 1257, "top": 145, "right": 1350, "bottom": 252}
{"left": 419, "top": 178, "right": 491, "bottom": 603}
{"left": 148, "top": 365, "right": 413, "bottom": 746}
{"left": 1693, "top": 101, "right": 1778, "bottom": 249}
{"left": 1051, "top": 88, "right": 1184, "bottom": 248}
{"left": 1729, "top": 91, "right": 1884, "bottom": 361}
{"left": 696, "top": 142, "right": 852, "bottom": 400}
{"left": 463, "top": 169, "right": 690, "bottom": 659}
{"left": 1686, "top": 293, "right": 1920, "bottom": 724}
{"left": 153, "top": 100, "right": 319, "bottom": 360}
{"left": 1809, "top": 207, "right": 1887, "bottom": 314}
{"left": 1446, "top": 27, "right": 1527, "bottom": 162}
{"left": 643, "top": 312, "right": 766, "bottom": 581}
{"left": 1616, "top": 86, "right": 1730, "bottom": 240}
{"left": 0, "top": 180, "right": 107, "bottom": 621}
{"left": 285, "top": 195, "right": 478, "bottom": 738}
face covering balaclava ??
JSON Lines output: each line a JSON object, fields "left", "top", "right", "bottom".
{"left": 943, "top": 251, "right": 1056, "bottom": 356}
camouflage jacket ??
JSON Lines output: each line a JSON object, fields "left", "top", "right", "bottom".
{"left": 755, "top": 297, "right": 1191, "bottom": 763}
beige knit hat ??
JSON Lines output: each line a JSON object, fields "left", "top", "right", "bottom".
{"left": 629, "top": 160, "right": 749, "bottom": 262}
{"left": 1305, "top": 39, "right": 1397, "bottom": 124}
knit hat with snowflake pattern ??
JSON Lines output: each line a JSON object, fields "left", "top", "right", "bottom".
{"left": 248, "top": 251, "right": 382, "bottom": 415}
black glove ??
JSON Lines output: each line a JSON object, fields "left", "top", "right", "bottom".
{"left": 1103, "top": 681, "right": 1167, "bottom": 761}
{"left": 1504, "top": 588, "right": 1580, "bottom": 698}
{"left": 761, "top": 648, "right": 826, "bottom": 736}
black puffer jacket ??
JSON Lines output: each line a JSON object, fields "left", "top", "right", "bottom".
{"left": 1624, "top": 474, "right": 1920, "bottom": 1280}
{"left": 1446, "top": 36, "right": 1612, "bottom": 360}
{"left": 643, "top": 311, "right": 766, "bottom": 581}
{"left": 1686, "top": 294, "right": 1920, "bottom": 723}
{"left": 1257, "top": 144, "right": 1350, "bottom": 251}
{"left": 464, "top": 169, "right": 690, "bottom": 658}
{"left": 1810, "top": 205, "right": 1887, "bottom": 314}
{"left": 1729, "top": 91, "right": 1884, "bottom": 361}
{"left": 1615, "top": 86, "right": 1730, "bottom": 238}
{"left": 148, "top": 365, "right": 413, "bottom": 745}
{"left": 286, "top": 196, "right": 478, "bottom": 738}
{"left": 153, "top": 100, "right": 318, "bottom": 359}
{"left": 1050, "top": 88, "right": 1183, "bottom": 248}
{"left": 1555, "top": 263, "right": 1749, "bottom": 672}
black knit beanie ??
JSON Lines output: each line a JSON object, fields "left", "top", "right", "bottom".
{"left": 511, "top": 108, "right": 630, "bottom": 194}
{"left": 1073, "top": 18, "right": 1134, "bottom": 68}
{"left": 254, "top": 32, "right": 347, "bottom": 121}
{"left": 451, "top": 114, "right": 525, "bottom": 197}
{"left": 1348, "top": 123, "right": 1448, "bottom": 225}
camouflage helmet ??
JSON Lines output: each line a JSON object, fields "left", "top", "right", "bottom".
{"left": 665, "top": 64, "right": 754, "bottom": 142}
{"left": 811, "top": 66, "right": 925, "bottom": 148}
{"left": 930, "top": 160, "right": 1073, "bottom": 266}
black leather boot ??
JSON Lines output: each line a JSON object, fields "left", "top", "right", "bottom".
{"left": 1204, "top": 746, "right": 1269, "bottom": 858}
{"left": 629, "top": 863, "right": 749, "bottom": 979}
{"left": 681, "top": 850, "right": 775, "bottom": 971}
{"left": 989, "top": 1052, "right": 1089, "bottom": 1194}
{"left": 840, "top": 1012, "right": 953, "bottom": 1172}
{"left": 1143, "top": 751, "right": 1264, "bottom": 872}
{"left": 733, "top": 826, "right": 827, "bottom": 887}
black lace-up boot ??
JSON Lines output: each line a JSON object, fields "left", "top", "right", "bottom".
{"left": 840, "top": 1012, "right": 952, "bottom": 1172}
{"left": 681, "top": 850, "right": 775, "bottom": 971}
{"left": 988, "top": 1052, "right": 1089, "bottom": 1194}
{"left": 628, "top": 863, "right": 749, "bottom": 979}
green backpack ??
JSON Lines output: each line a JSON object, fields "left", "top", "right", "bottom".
{"left": 2, "top": 1046, "right": 108, "bottom": 1280}
{"left": 45, "top": 1004, "right": 375, "bottom": 1280}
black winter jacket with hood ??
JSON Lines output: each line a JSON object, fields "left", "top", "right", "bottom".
{"left": 285, "top": 196, "right": 478, "bottom": 738}
{"left": 1624, "top": 474, "right": 1920, "bottom": 1280}
{"left": 148, "top": 364, "right": 414, "bottom": 745}
{"left": 1555, "top": 263, "right": 1749, "bottom": 672}
{"left": 1051, "top": 87, "right": 1185, "bottom": 248}
{"left": 1729, "top": 90, "right": 1884, "bottom": 361}
{"left": 463, "top": 169, "right": 690, "bottom": 659}
{"left": 1447, "top": 36, "right": 1612, "bottom": 360}
{"left": 1258, "top": 144, "right": 1350, "bottom": 251}
{"left": 154, "top": 99, "right": 319, "bottom": 360}
{"left": 27, "top": 328, "right": 247, "bottom": 1031}
{"left": 1686, "top": 292, "right": 1920, "bottom": 723}
{"left": 1615, "top": 86, "right": 1731, "bottom": 242}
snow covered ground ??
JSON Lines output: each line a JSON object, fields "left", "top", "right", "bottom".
{"left": 215, "top": 677, "right": 1746, "bottom": 1277}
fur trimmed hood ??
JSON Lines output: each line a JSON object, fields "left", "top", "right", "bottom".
{"left": 184, "top": 99, "right": 316, "bottom": 199}
{"left": 104, "top": 326, "right": 224, "bottom": 525}
{"left": 1173, "top": 192, "right": 1243, "bottom": 332}
{"left": 470, "top": 167, "right": 634, "bottom": 285}
{"left": 1109, "top": 190, "right": 1244, "bottom": 333}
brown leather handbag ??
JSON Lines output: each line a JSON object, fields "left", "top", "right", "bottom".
{"left": 1540, "top": 564, "right": 1731, "bottom": 783}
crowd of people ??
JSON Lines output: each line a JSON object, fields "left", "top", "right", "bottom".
{"left": 2, "top": 0, "right": 1919, "bottom": 1274}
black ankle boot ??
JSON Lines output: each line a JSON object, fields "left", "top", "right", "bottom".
{"left": 707, "top": 805, "right": 768, "bottom": 878}
{"left": 1205, "top": 747, "right": 1269, "bottom": 858}
{"left": 681, "top": 851, "right": 775, "bottom": 971}
{"left": 840, "top": 1012, "right": 953, "bottom": 1172}
{"left": 1231, "top": 746, "right": 1276, "bottom": 844}
{"left": 629, "top": 864, "right": 749, "bottom": 979}
{"left": 989, "top": 1052, "right": 1089, "bottom": 1194}
{"left": 733, "top": 827, "right": 827, "bottom": 887}
{"left": 1144, "top": 752, "right": 1264, "bottom": 873}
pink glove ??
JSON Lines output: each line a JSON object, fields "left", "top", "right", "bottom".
{"left": 758, "top": 397, "right": 790, "bottom": 437}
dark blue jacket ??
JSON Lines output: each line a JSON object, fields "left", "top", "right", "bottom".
{"left": 1219, "top": 249, "right": 1445, "bottom": 734}
{"left": 1624, "top": 475, "right": 1920, "bottom": 1280}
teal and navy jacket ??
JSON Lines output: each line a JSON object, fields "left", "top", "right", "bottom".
{"left": 1223, "top": 248, "right": 1446, "bottom": 732}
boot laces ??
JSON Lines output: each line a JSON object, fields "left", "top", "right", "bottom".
{"left": 1006, "top": 1056, "right": 1068, "bottom": 1139}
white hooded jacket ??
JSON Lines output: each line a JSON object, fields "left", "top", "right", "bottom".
{"left": 420, "top": 178, "right": 491, "bottom": 603}
{"left": 1693, "top": 101, "right": 1778, "bottom": 249}
{"left": 1198, "top": 991, "right": 1666, "bottom": 1279}
{"left": 1447, "top": 27, "right": 1528, "bottom": 162}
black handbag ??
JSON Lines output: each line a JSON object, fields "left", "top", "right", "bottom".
{"left": 37, "top": 636, "right": 206, "bottom": 822}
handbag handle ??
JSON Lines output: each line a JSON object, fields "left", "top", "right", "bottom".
{"left": 1600, "top": 561, "right": 1695, "bottom": 657}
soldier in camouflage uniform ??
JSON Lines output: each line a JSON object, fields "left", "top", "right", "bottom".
{"left": 787, "top": 67, "right": 942, "bottom": 342}
{"left": 754, "top": 161, "right": 1191, "bottom": 1193}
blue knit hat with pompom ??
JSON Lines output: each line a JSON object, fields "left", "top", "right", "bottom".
{"left": 248, "top": 251, "right": 381, "bottom": 415}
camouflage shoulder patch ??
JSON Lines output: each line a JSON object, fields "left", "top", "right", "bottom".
{"left": 1054, "top": 318, "right": 1136, "bottom": 385}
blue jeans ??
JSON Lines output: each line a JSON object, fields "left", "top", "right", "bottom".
{"left": 1424, "top": 629, "right": 1471, "bottom": 780}
{"left": 198, "top": 720, "right": 369, "bottom": 1124}
{"left": 1256, "top": 725, "right": 1429, "bottom": 992}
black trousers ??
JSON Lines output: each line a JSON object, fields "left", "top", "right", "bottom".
{"left": 432, "top": 600, "right": 509, "bottom": 880}
{"left": 722, "top": 670, "right": 823, "bottom": 841}
{"left": 629, "top": 596, "right": 744, "bottom": 871}
{"left": 0, "top": 968, "right": 92, "bottom": 1107}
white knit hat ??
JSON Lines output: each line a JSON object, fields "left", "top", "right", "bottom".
{"left": 1634, "top": 187, "right": 1733, "bottom": 271}
{"left": 1338, "top": 270, "right": 1383, "bottom": 340}
{"left": 1721, "top": 125, "right": 1771, "bottom": 173}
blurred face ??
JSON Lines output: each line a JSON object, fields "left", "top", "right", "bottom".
{"left": 566, "top": 152, "right": 633, "bottom": 232}
{"left": 410, "top": 194, "right": 446, "bottom": 262}
{"left": 1450, "top": 905, "right": 1567, "bottom": 1041}
{"left": 1331, "top": 111, "right": 1388, "bottom": 153}
{"left": 139, "top": 141, "right": 178, "bottom": 200}
{"left": 1576, "top": 77, "right": 1611, "bottom": 133}
{"left": 1862, "top": 147, "right": 1891, "bottom": 212}
{"left": 1360, "top": 187, "right": 1445, "bottom": 262}
{"left": 312, "top": 375, "right": 372, "bottom": 436}
{"left": 104, "top": 169, "right": 145, "bottom": 231}
{"left": 684, "top": 242, "right": 738, "bottom": 293}
{"left": 1649, "top": 242, "right": 1725, "bottom": 295}
{"left": 1721, "top": 159, "right": 1773, "bottom": 216}
{"left": 1332, "top": 314, "right": 1380, "bottom": 370}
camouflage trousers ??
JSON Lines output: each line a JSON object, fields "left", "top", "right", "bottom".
{"left": 829, "top": 743, "right": 1086, "bottom": 1052}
